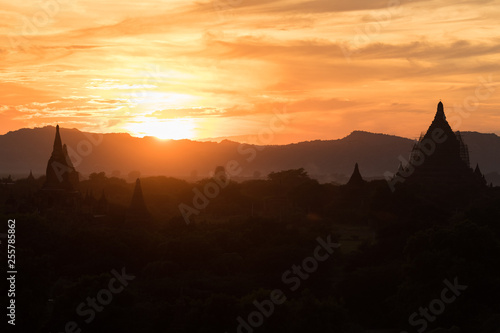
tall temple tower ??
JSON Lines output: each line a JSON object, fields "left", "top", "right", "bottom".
{"left": 43, "top": 125, "right": 79, "bottom": 191}
{"left": 38, "top": 125, "right": 81, "bottom": 211}
{"left": 399, "top": 102, "right": 484, "bottom": 186}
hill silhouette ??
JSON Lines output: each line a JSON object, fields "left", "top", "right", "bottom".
{"left": 1, "top": 127, "right": 499, "bottom": 184}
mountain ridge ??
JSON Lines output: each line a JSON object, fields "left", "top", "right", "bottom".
{"left": 1, "top": 126, "right": 499, "bottom": 185}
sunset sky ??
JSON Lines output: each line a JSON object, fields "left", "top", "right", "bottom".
{"left": 1, "top": 0, "right": 499, "bottom": 143}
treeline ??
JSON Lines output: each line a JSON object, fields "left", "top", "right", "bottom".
{"left": 1, "top": 169, "right": 500, "bottom": 332}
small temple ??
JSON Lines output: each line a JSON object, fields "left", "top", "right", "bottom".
{"left": 126, "top": 178, "right": 151, "bottom": 222}
{"left": 347, "top": 163, "right": 366, "bottom": 186}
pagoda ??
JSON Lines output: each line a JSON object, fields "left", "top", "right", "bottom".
{"left": 398, "top": 102, "right": 485, "bottom": 186}
{"left": 43, "top": 125, "right": 79, "bottom": 191}
{"left": 347, "top": 163, "right": 366, "bottom": 186}
{"left": 40, "top": 125, "right": 80, "bottom": 211}
{"left": 126, "top": 178, "right": 151, "bottom": 222}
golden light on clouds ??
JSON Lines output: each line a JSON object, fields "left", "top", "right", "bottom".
{"left": 0, "top": 0, "right": 499, "bottom": 142}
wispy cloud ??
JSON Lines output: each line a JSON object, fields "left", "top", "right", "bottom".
{"left": 0, "top": 0, "right": 498, "bottom": 141}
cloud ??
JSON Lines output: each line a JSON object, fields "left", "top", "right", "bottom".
{"left": 0, "top": 0, "right": 499, "bottom": 139}
{"left": 146, "top": 107, "right": 225, "bottom": 119}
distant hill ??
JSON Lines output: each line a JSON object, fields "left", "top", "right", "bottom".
{"left": 1, "top": 127, "right": 499, "bottom": 185}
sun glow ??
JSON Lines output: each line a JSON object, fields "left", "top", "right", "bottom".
{"left": 126, "top": 118, "right": 197, "bottom": 140}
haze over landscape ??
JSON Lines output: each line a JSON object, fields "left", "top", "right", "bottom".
{"left": 1, "top": 126, "right": 500, "bottom": 185}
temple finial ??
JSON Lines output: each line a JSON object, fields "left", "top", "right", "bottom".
{"left": 435, "top": 101, "right": 445, "bottom": 121}
{"left": 53, "top": 124, "right": 63, "bottom": 153}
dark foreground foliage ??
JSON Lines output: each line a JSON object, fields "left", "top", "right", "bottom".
{"left": 1, "top": 170, "right": 500, "bottom": 333}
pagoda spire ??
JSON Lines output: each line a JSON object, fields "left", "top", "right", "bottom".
{"left": 53, "top": 125, "right": 63, "bottom": 154}
{"left": 473, "top": 163, "right": 487, "bottom": 185}
{"left": 474, "top": 163, "right": 482, "bottom": 175}
{"left": 128, "top": 178, "right": 150, "bottom": 216}
{"left": 434, "top": 101, "right": 446, "bottom": 121}
{"left": 43, "top": 125, "right": 79, "bottom": 190}
{"left": 423, "top": 101, "right": 454, "bottom": 141}
{"left": 347, "top": 162, "right": 366, "bottom": 186}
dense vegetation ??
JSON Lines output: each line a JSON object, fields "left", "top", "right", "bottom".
{"left": 1, "top": 170, "right": 500, "bottom": 333}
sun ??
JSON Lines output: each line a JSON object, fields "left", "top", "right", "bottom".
{"left": 126, "top": 118, "right": 196, "bottom": 140}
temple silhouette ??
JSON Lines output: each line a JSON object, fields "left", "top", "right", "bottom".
{"left": 126, "top": 178, "right": 151, "bottom": 222}
{"left": 38, "top": 125, "right": 81, "bottom": 211}
{"left": 1, "top": 102, "right": 492, "bottom": 217}
{"left": 2, "top": 125, "right": 152, "bottom": 218}
{"left": 346, "top": 162, "right": 366, "bottom": 187}
{"left": 390, "top": 101, "right": 487, "bottom": 188}
{"left": 43, "top": 125, "right": 79, "bottom": 191}
{"left": 2, "top": 105, "right": 498, "bottom": 333}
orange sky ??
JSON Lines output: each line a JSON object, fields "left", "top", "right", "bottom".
{"left": 1, "top": 0, "right": 499, "bottom": 143}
